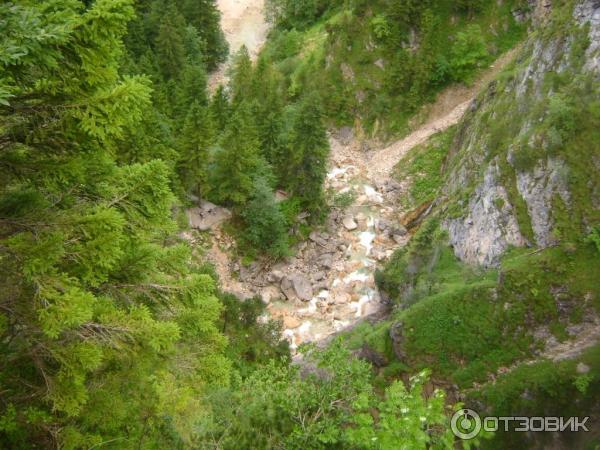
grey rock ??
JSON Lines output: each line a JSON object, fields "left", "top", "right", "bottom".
{"left": 268, "top": 270, "right": 284, "bottom": 284}
{"left": 342, "top": 215, "right": 358, "bottom": 231}
{"left": 445, "top": 160, "right": 526, "bottom": 267}
{"left": 290, "top": 274, "right": 313, "bottom": 302}
{"left": 389, "top": 322, "right": 406, "bottom": 361}
{"left": 280, "top": 277, "right": 295, "bottom": 301}
{"left": 312, "top": 271, "right": 326, "bottom": 281}
{"left": 309, "top": 231, "right": 328, "bottom": 247}
{"left": 515, "top": 158, "right": 570, "bottom": 248}
{"left": 187, "top": 200, "right": 232, "bottom": 231}
{"left": 317, "top": 253, "right": 334, "bottom": 270}
{"left": 377, "top": 219, "right": 390, "bottom": 232}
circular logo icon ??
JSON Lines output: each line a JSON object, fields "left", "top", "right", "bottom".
{"left": 451, "top": 408, "right": 482, "bottom": 440}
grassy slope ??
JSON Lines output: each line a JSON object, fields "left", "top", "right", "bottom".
{"left": 340, "top": 2, "right": 600, "bottom": 448}
{"left": 262, "top": 0, "right": 528, "bottom": 137}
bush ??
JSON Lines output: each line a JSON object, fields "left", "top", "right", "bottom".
{"left": 450, "top": 25, "right": 489, "bottom": 83}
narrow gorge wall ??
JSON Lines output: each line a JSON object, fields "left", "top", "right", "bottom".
{"left": 440, "top": 0, "right": 600, "bottom": 266}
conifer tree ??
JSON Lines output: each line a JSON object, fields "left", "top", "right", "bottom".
{"left": 0, "top": 2, "right": 229, "bottom": 447}
{"left": 285, "top": 93, "right": 330, "bottom": 212}
{"left": 178, "top": 101, "right": 215, "bottom": 196}
{"left": 183, "top": 24, "right": 207, "bottom": 66}
{"left": 155, "top": 2, "right": 187, "bottom": 80}
{"left": 178, "top": 0, "right": 228, "bottom": 69}
{"left": 174, "top": 63, "right": 209, "bottom": 122}
{"left": 211, "top": 85, "right": 231, "bottom": 132}
{"left": 212, "top": 103, "right": 264, "bottom": 205}
{"left": 251, "top": 57, "right": 286, "bottom": 167}
{"left": 242, "top": 177, "right": 290, "bottom": 258}
{"left": 229, "top": 46, "right": 254, "bottom": 105}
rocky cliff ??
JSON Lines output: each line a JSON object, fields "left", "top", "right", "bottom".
{"left": 369, "top": 3, "right": 600, "bottom": 447}
{"left": 440, "top": 0, "right": 599, "bottom": 266}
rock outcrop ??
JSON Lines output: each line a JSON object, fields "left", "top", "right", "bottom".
{"left": 187, "top": 201, "right": 232, "bottom": 231}
{"left": 442, "top": 0, "right": 600, "bottom": 266}
{"left": 446, "top": 160, "right": 526, "bottom": 266}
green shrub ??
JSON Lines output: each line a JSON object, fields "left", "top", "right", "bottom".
{"left": 450, "top": 25, "right": 489, "bottom": 83}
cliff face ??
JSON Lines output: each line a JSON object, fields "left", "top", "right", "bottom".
{"left": 357, "top": 4, "right": 600, "bottom": 449}
{"left": 440, "top": 0, "right": 600, "bottom": 266}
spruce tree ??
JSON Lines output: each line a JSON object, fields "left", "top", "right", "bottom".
{"left": 210, "top": 85, "right": 231, "bottom": 132}
{"left": 212, "top": 102, "right": 263, "bottom": 205}
{"left": 285, "top": 93, "right": 330, "bottom": 212}
{"left": 178, "top": 101, "right": 215, "bottom": 196}
{"left": 0, "top": 2, "right": 229, "bottom": 447}
{"left": 229, "top": 46, "right": 254, "bottom": 105}
{"left": 178, "top": 0, "right": 228, "bottom": 69}
{"left": 174, "top": 63, "right": 209, "bottom": 122}
{"left": 155, "top": 2, "right": 187, "bottom": 80}
{"left": 242, "top": 177, "right": 290, "bottom": 258}
{"left": 251, "top": 57, "right": 286, "bottom": 168}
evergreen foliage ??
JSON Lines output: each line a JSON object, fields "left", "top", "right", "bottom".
{"left": 3, "top": 0, "right": 573, "bottom": 447}
{"left": 282, "top": 93, "right": 330, "bottom": 213}
{"left": 177, "top": 101, "right": 215, "bottom": 196}
{"left": 241, "top": 177, "right": 290, "bottom": 258}
{"left": 264, "top": 0, "right": 527, "bottom": 134}
{"left": 0, "top": 1, "right": 229, "bottom": 447}
{"left": 212, "top": 102, "right": 264, "bottom": 206}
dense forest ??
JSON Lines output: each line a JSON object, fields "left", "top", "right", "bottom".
{"left": 1, "top": 0, "right": 599, "bottom": 449}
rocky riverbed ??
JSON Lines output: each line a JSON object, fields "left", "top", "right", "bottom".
{"left": 196, "top": 129, "right": 410, "bottom": 353}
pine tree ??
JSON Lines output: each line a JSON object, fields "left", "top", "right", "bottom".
{"left": 229, "top": 46, "right": 254, "bottom": 105}
{"left": 210, "top": 85, "right": 231, "bottom": 132}
{"left": 212, "top": 103, "right": 263, "bottom": 205}
{"left": 284, "top": 93, "right": 330, "bottom": 213}
{"left": 178, "top": 101, "right": 215, "bottom": 196}
{"left": 155, "top": 2, "right": 187, "bottom": 80}
{"left": 242, "top": 177, "right": 290, "bottom": 258}
{"left": 0, "top": 2, "right": 229, "bottom": 447}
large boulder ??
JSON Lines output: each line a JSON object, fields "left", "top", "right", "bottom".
{"left": 280, "top": 277, "right": 296, "bottom": 301}
{"left": 317, "top": 253, "right": 334, "bottom": 270}
{"left": 291, "top": 274, "right": 314, "bottom": 301}
{"left": 268, "top": 270, "right": 285, "bottom": 284}
{"left": 342, "top": 215, "right": 358, "bottom": 231}
{"left": 281, "top": 274, "right": 314, "bottom": 302}
{"left": 187, "top": 200, "right": 232, "bottom": 231}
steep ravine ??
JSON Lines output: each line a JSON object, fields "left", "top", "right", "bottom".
{"left": 199, "top": 0, "right": 528, "bottom": 352}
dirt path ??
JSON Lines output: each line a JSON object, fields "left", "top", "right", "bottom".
{"left": 368, "top": 47, "right": 520, "bottom": 179}
{"left": 203, "top": 2, "right": 526, "bottom": 350}
{"left": 208, "top": 0, "right": 270, "bottom": 91}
